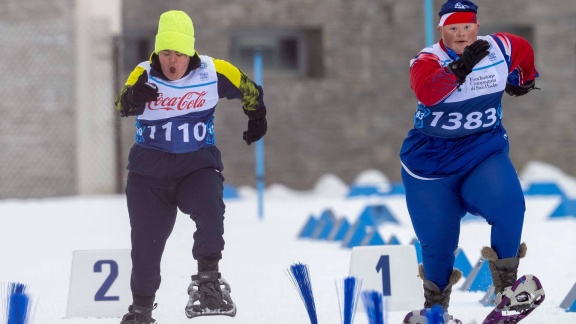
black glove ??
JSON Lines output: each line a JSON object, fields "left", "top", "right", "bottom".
{"left": 121, "top": 74, "right": 159, "bottom": 116}
{"left": 243, "top": 106, "right": 267, "bottom": 145}
{"left": 505, "top": 80, "right": 538, "bottom": 97}
{"left": 447, "top": 39, "right": 491, "bottom": 84}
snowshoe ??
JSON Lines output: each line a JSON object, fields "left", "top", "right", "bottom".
{"left": 403, "top": 266, "right": 463, "bottom": 324}
{"left": 184, "top": 271, "right": 236, "bottom": 318}
{"left": 120, "top": 303, "right": 157, "bottom": 324}
{"left": 482, "top": 274, "right": 545, "bottom": 324}
{"left": 403, "top": 308, "right": 462, "bottom": 324}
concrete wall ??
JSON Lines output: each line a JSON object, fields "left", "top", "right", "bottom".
{"left": 75, "top": 0, "right": 121, "bottom": 195}
{"left": 0, "top": 0, "right": 77, "bottom": 198}
{"left": 0, "top": 0, "right": 121, "bottom": 198}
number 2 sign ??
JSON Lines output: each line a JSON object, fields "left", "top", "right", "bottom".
{"left": 66, "top": 250, "right": 132, "bottom": 318}
{"left": 94, "top": 260, "right": 120, "bottom": 301}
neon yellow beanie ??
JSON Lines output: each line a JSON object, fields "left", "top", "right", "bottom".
{"left": 155, "top": 10, "right": 195, "bottom": 57}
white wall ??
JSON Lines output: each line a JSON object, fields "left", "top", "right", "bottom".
{"left": 75, "top": 0, "right": 122, "bottom": 195}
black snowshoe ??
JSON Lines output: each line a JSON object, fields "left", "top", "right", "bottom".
{"left": 184, "top": 271, "right": 237, "bottom": 318}
{"left": 120, "top": 303, "right": 157, "bottom": 324}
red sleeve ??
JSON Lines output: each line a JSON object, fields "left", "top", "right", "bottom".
{"left": 492, "top": 32, "right": 538, "bottom": 84}
{"left": 409, "top": 52, "right": 459, "bottom": 106}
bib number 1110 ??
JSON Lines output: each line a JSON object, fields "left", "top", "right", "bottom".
{"left": 146, "top": 122, "right": 207, "bottom": 142}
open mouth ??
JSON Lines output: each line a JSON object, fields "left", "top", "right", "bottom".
{"left": 170, "top": 67, "right": 176, "bottom": 74}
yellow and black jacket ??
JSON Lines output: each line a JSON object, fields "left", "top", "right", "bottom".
{"left": 115, "top": 53, "right": 265, "bottom": 153}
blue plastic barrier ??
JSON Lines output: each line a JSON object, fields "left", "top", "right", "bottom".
{"left": 480, "top": 285, "right": 496, "bottom": 306}
{"left": 341, "top": 205, "right": 398, "bottom": 248}
{"left": 360, "top": 228, "right": 386, "bottom": 246}
{"left": 523, "top": 182, "right": 565, "bottom": 197}
{"left": 460, "top": 257, "right": 492, "bottom": 292}
{"left": 454, "top": 248, "right": 473, "bottom": 278}
{"left": 298, "top": 215, "right": 319, "bottom": 238}
{"left": 411, "top": 239, "right": 423, "bottom": 264}
{"left": 346, "top": 182, "right": 405, "bottom": 197}
{"left": 311, "top": 209, "right": 337, "bottom": 240}
{"left": 223, "top": 184, "right": 240, "bottom": 199}
{"left": 358, "top": 205, "right": 400, "bottom": 225}
{"left": 387, "top": 235, "right": 401, "bottom": 245}
{"left": 550, "top": 199, "right": 576, "bottom": 219}
{"left": 328, "top": 218, "right": 351, "bottom": 241}
{"left": 560, "top": 282, "right": 576, "bottom": 312}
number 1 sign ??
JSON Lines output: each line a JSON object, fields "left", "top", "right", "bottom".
{"left": 66, "top": 249, "right": 131, "bottom": 318}
{"left": 349, "top": 245, "right": 424, "bottom": 312}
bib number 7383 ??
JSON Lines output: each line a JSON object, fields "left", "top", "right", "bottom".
{"left": 429, "top": 107, "right": 498, "bottom": 130}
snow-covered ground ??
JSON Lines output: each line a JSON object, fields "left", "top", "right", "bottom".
{"left": 1, "top": 161, "right": 576, "bottom": 323}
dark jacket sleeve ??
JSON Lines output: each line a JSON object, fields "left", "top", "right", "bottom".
{"left": 212, "top": 58, "right": 265, "bottom": 114}
{"left": 114, "top": 65, "right": 150, "bottom": 116}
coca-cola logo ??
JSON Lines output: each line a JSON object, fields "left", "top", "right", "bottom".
{"left": 147, "top": 91, "right": 207, "bottom": 111}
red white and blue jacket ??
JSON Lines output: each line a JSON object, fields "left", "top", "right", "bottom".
{"left": 400, "top": 33, "right": 538, "bottom": 178}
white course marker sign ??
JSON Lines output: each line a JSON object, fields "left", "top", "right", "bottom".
{"left": 66, "top": 249, "right": 132, "bottom": 318}
{"left": 349, "top": 245, "right": 424, "bottom": 311}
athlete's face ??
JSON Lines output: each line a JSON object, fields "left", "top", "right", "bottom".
{"left": 438, "top": 23, "right": 479, "bottom": 54}
{"left": 158, "top": 50, "right": 191, "bottom": 81}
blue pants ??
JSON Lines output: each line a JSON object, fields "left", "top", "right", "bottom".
{"left": 402, "top": 152, "right": 525, "bottom": 290}
{"left": 125, "top": 145, "right": 226, "bottom": 297}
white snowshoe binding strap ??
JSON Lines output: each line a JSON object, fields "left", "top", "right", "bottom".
{"left": 185, "top": 271, "right": 237, "bottom": 318}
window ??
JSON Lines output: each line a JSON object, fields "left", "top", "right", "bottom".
{"left": 230, "top": 28, "right": 323, "bottom": 78}
{"left": 121, "top": 32, "right": 155, "bottom": 72}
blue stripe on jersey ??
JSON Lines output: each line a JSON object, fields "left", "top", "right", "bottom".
{"left": 149, "top": 76, "right": 217, "bottom": 89}
{"left": 473, "top": 60, "right": 505, "bottom": 71}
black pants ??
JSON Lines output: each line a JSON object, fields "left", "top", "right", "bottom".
{"left": 125, "top": 145, "right": 226, "bottom": 296}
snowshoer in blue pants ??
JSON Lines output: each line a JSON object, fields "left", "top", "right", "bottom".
{"left": 399, "top": 0, "right": 542, "bottom": 323}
